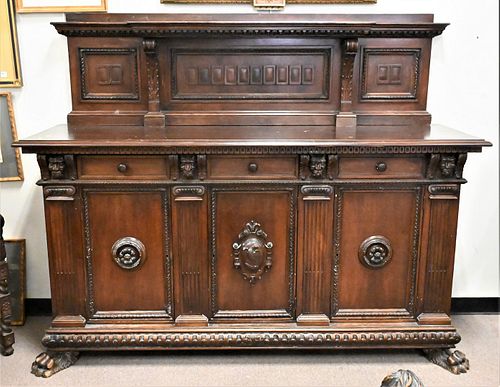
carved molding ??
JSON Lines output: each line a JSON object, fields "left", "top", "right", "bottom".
{"left": 300, "top": 185, "right": 333, "bottom": 197}
{"left": 332, "top": 186, "right": 421, "bottom": 317}
{"left": 358, "top": 235, "right": 392, "bottom": 269}
{"left": 55, "top": 24, "right": 448, "bottom": 39}
{"left": 360, "top": 48, "right": 421, "bottom": 100}
{"left": 172, "top": 186, "right": 205, "bottom": 197}
{"left": 79, "top": 48, "right": 139, "bottom": 101}
{"left": 83, "top": 188, "right": 172, "bottom": 318}
{"left": 111, "top": 237, "right": 146, "bottom": 270}
{"left": 232, "top": 220, "right": 273, "bottom": 285}
{"left": 41, "top": 329, "right": 461, "bottom": 349}
{"left": 32, "top": 146, "right": 481, "bottom": 156}
{"left": 210, "top": 187, "right": 296, "bottom": 317}
{"left": 428, "top": 184, "right": 459, "bottom": 198}
{"left": 43, "top": 186, "right": 76, "bottom": 201}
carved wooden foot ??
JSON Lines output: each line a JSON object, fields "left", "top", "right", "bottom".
{"left": 31, "top": 351, "right": 80, "bottom": 378}
{"left": 381, "top": 369, "right": 424, "bottom": 387}
{"left": 423, "top": 348, "right": 469, "bottom": 374}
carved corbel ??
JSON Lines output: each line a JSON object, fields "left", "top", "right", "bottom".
{"left": 300, "top": 154, "right": 337, "bottom": 180}
{"left": 38, "top": 155, "right": 76, "bottom": 181}
{"left": 143, "top": 39, "right": 165, "bottom": 127}
{"left": 337, "top": 38, "right": 359, "bottom": 128}
{"left": 426, "top": 153, "right": 467, "bottom": 180}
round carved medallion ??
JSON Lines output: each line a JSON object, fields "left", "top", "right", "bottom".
{"left": 111, "top": 237, "right": 146, "bottom": 270}
{"left": 359, "top": 236, "right": 392, "bottom": 269}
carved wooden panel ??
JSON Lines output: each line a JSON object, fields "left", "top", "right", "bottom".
{"left": 172, "top": 49, "right": 330, "bottom": 100}
{"left": 83, "top": 189, "right": 171, "bottom": 319}
{"left": 297, "top": 185, "right": 333, "bottom": 316}
{"left": 171, "top": 186, "right": 209, "bottom": 316}
{"left": 333, "top": 187, "right": 421, "bottom": 319}
{"left": 211, "top": 188, "right": 296, "bottom": 319}
{"left": 423, "top": 198, "right": 459, "bottom": 314}
{"left": 360, "top": 48, "right": 421, "bottom": 100}
{"left": 79, "top": 48, "right": 139, "bottom": 101}
{"left": 43, "top": 189, "right": 86, "bottom": 316}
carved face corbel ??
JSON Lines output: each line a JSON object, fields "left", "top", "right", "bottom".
{"left": 439, "top": 155, "right": 456, "bottom": 178}
{"left": 309, "top": 155, "right": 327, "bottom": 178}
{"left": 179, "top": 155, "right": 197, "bottom": 179}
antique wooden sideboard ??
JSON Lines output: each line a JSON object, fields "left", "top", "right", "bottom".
{"left": 15, "top": 14, "right": 490, "bottom": 377}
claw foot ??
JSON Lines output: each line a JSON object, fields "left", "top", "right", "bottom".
{"left": 381, "top": 369, "right": 424, "bottom": 387}
{"left": 31, "top": 351, "right": 80, "bottom": 378}
{"left": 423, "top": 348, "right": 469, "bottom": 374}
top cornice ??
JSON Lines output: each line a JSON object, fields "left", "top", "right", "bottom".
{"left": 52, "top": 14, "right": 448, "bottom": 38}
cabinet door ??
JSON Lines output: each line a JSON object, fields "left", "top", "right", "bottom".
{"left": 332, "top": 187, "right": 422, "bottom": 320}
{"left": 210, "top": 188, "right": 296, "bottom": 320}
{"left": 83, "top": 189, "right": 171, "bottom": 321}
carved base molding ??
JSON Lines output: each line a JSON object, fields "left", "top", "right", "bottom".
{"left": 422, "top": 348, "right": 470, "bottom": 374}
{"left": 41, "top": 328, "right": 461, "bottom": 350}
{"left": 31, "top": 351, "right": 80, "bottom": 378}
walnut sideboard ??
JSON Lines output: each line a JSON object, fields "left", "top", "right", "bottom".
{"left": 15, "top": 14, "right": 490, "bottom": 377}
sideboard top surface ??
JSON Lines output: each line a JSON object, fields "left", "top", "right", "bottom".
{"left": 15, "top": 124, "right": 491, "bottom": 152}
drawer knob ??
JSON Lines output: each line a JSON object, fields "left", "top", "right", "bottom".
{"left": 375, "top": 162, "right": 387, "bottom": 172}
{"left": 117, "top": 163, "right": 128, "bottom": 173}
{"left": 248, "top": 163, "right": 258, "bottom": 173}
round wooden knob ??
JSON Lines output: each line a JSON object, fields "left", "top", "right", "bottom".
{"left": 117, "top": 163, "right": 128, "bottom": 173}
{"left": 248, "top": 163, "right": 258, "bottom": 173}
{"left": 375, "top": 162, "right": 387, "bottom": 172}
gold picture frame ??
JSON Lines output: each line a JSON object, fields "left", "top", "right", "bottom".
{"left": 15, "top": 0, "right": 107, "bottom": 13}
{"left": 5, "top": 239, "right": 26, "bottom": 326}
{"left": 0, "top": 92, "right": 23, "bottom": 181}
{"left": 161, "top": 0, "right": 375, "bottom": 3}
{"left": 0, "top": 0, "right": 22, "bottom": 87}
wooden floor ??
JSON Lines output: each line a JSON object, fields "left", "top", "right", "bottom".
{"left": 1, "top": 314, "right": 498, "bottom": 386}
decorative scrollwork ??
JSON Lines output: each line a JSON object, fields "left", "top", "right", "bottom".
{"left": 111, "top": 237, "right": 146, "bottom": 270}
{"left": 232, "top": 220, "right": 273, "bottom": 285}
{"left": 359, "top": 235, "right": 392, "bottom": 269}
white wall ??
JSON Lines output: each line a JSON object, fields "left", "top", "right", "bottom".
{"left": 0, "top": 0, "right": 498, "bottom": 298}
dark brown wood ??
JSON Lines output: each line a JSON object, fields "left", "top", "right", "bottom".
{"left": 12, "top": 14, "right": 492, "bottom": 377}
{"left": 0, "top": 214, "right": 15, "bottom": 356}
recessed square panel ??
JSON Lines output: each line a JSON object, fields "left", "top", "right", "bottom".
{"left": 360, "top": 48, "right": 421, "bottom": 100}
{"left": 79, "top": 48, "right": 139, "bottom": 101}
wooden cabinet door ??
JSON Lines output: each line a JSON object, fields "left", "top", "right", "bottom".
{"left": 210, "top": 188, "right": 296, "bottom": 320}
{"left": 83, "top": 189, "right": 171, "bottom": 321}
{"left": 332, "top": 187, "right": 422, "bottom": 321}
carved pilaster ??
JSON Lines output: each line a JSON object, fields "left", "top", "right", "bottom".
{"left": 143, "top": 39, "right": 165, "bottom": 127}
{"left": 337, "top": 38, "right": 359, "bottom": 128}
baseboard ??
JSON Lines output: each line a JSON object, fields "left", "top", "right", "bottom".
{"left": 25, "top": 297, "right": 500, "bottom": 316}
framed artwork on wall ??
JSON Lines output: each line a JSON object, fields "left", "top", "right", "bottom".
{"left": 0, "top": 0, "right": 22, "bottom": 87}
{"left": 5, "top": 239, "right": 26, "bottom": 326}
{"left": 15, "top": 0, "right": 107, "bottom": 13}
{"left": 0, "top": 92, "right": 23, "bottom": 181}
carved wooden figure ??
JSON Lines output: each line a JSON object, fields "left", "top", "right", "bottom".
{"left": 14, "top": 14, "right": 490, "bottom": 377}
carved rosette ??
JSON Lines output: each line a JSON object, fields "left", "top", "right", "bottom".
{"left": 111, "top": 237, "right": 146, "bottom": 270}
{"left": 232, "top": 220, "right": 273, "bottom": 285}
{"left": 359, "top": 235, "right": 392, "bottom": 269}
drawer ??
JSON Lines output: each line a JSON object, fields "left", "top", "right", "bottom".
{"left": 338, "top": 157, "right": 424, "bottom": 179}
{"left": 207, "top": 156, "right": 297, "bottom": 180}
{"left": 78, "top": 156, "right": 169, "bottom": 179}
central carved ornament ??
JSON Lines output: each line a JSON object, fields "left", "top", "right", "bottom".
{"left": 232, "top": 220, "right": 273, "bottom": 285}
